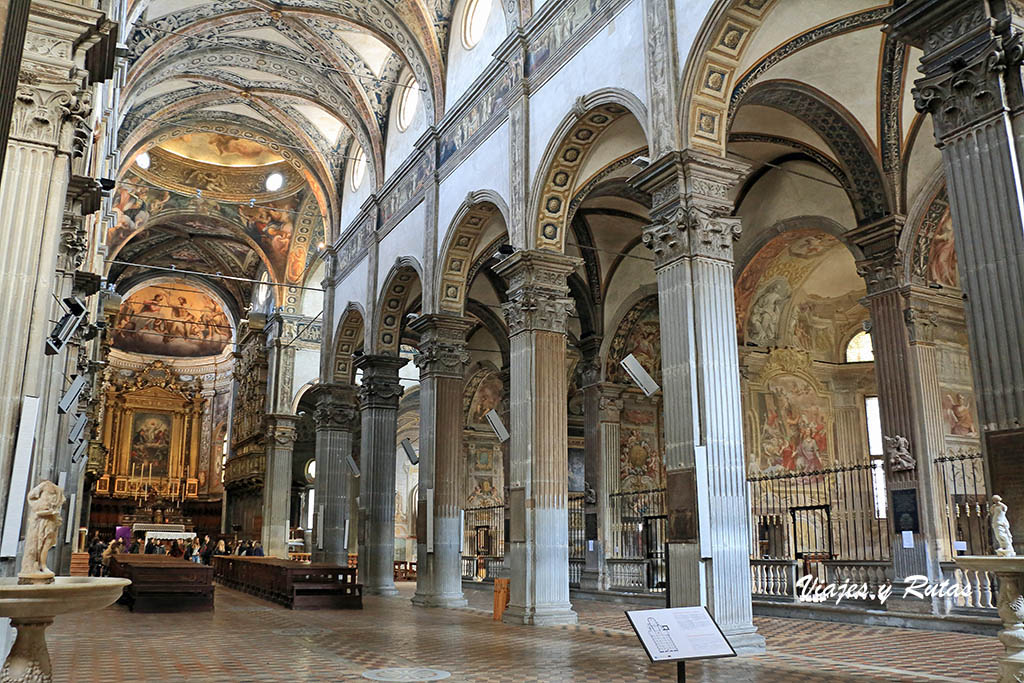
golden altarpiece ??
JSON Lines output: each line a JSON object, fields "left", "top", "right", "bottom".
{"left": 94, "top": 361, "right": 203, "bottom": 509}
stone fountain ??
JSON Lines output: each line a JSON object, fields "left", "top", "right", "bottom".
{"left": 0, "top": 481, "right": 129, "bottom": 682}
{"left": 955, "top": 495, "right": 1024, "bottom": 683}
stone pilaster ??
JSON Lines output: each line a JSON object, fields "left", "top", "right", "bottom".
{"left": 263, "top": 415, "right": 297, "bottom": 557}
{"left": 494, "top": 249, "right": 581, "bottom": 626}
{"left": 355, "top": 354, "right": 407, "bottom": 596}
{"left": 888, "top": 0, "right": 1024, "bottom": 530}
{"left": 630, "top": 150, "right": 764, "bottom": 654}
{"left": 410, "top": 314, "right": 473, "bottom": 608}
{"left": 310, "top": 383, "right": 358, "bottom": 565}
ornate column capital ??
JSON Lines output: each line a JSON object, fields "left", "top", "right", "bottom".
{"left": 308, "top": 382, "right": 358, "bottom": 431}
{"left": 354, "top": 354, "right": 407, "bottom": 410}
{"left": 853, "top": 217, "right": 905, "bottom": 296}
{"left": 904, "top": 302, "right": 940, "bottom": 345}
{"left": 493, "top": 249, "right": 582, "bottom": 335}
{"left": 887, "top": 0, "right": 1024, "bottom": 140}
{"left": 409, "top": 314, "right": 473, "bottom": 379}
{"left": 266, "top": 414, "right": 298, "bottom": 448}
{"left": 629, "top": 150, "right": 749, "bottom": 268}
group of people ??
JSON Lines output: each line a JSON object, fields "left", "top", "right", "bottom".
{"left": 87, "top": 532, "right": 264, "bottom": 576}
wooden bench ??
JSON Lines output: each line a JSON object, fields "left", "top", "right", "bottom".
{"left": 109, "top": 555, "right": 214, "bottom": 612}
{"left": 213, "top": 556, "right": 361, "bottom": 610}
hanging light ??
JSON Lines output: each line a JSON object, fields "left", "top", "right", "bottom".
{"left": 265, "top": 172, "right": 284, "bottom": 192}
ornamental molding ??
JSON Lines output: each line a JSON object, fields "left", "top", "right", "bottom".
{"left": 10, "top": 84, "right": 91, "bottom": 152}
{"left": 309, "top": 383, "right": 358, "bottom": 431}
{"left": 410, "top": 315, "right": 474, "bottom": 379}
{"left": 354, "top": 355, "right": 407, "bottom": 409}
{"left": 642, "top": 207, "right": 742, "bottom": 268}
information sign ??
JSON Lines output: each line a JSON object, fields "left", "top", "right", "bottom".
{"left": 625, "top": 606, "right": 736, "bottom": 663}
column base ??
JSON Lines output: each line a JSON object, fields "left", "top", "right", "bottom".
{"left": 723, "top": 627, "right": 766, "bottom": 655}
{"left": 364, "top": 585, "right": 400, "bottom": 597}
{"left": 501, "top": 604, "right": 578, "bottom": 626}
{"left": 411, "top": 592, "right": 468, "bottom": 609}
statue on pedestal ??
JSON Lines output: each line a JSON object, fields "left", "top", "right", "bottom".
{"left": 17, "top": 480, "right": 66, "bottom": 584}
{"left": 990, "top": 495, "right": 1016, "bottom": 557}
{"left": 883, "top": 435, "right": 915, "bottom": 472}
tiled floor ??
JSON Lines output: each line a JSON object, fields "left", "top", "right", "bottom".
{"left": 48, "top": 582, "right": 1001, "bottom": 682}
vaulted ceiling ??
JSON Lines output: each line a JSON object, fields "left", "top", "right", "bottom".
{"left": 108, "top": 0, "right": 459, "bottom": 316}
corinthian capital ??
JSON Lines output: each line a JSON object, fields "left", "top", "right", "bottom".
{"left": 308, "top": 383, "right": 358, "bottom": 432}
{"left": 354, "top": 354, "right": 407, "bottom": 410}
{"left": 642, "top": 208, "right": 742, "bottom": 267}
{"left": 410, "top": 314, "right": 473, "bottom": 379}
{"left": 494, "top": 249, "right": 582, "bottom": 336}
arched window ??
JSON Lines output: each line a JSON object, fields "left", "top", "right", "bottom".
{"left": 396, "top": 77, "right": 420, "bottom": 132}
{"left": 845, "top": 330, "right": 874, "bottom": 362}
{"left": 350, "top": 146, "right": 366, "bottom": 191}
{"left": 462, "top": 0, "right": 491, "bottom": 49}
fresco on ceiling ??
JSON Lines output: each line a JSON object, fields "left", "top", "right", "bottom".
{"left": 112, "top": 284, "right": 232, "bottom": 357}
{"left": 750, "top": 373, "right": 832, "bottom": 475}
{"left": 927, "top": 210, "right": 959, "bottom": 288}
{"left": 108, "top": 173, "right": 303, "bottom": 281}
{"left": 606, "top": 296, "right": 661, "bottom": 385}
{"left": 159, "top": 133, "right": 283, "bottom": 167}
{"left": 735, "top": 230, "right": 868, "bottom": 359}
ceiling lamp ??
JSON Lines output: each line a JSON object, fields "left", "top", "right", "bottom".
{"left": 136, "top": 151, "right": 151, "bottom": 170}
{"left": 265, "top": 172, "right": 284, "bottom": 192}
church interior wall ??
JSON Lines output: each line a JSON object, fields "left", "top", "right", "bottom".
{"left": 377, "top": 204, "right": 427, "bottom": 301}
{"left": 445, "top": 0, "right": 507, "bottom": 110}
{"left": 384, "top": 66, "right": 431, "bottom": 180}
{"left": 332, "top": 261, "right": 369, "bottom": 343}
{"left": 526, "top": 0, "right": 647, "bottom": 186}
{"left": 340, "top": 150, "right": 375, "bottom": 234}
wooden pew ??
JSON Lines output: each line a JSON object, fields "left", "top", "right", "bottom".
{"left": 212, "top": 556, "right": 361, "bottom": 610}
{"left": 109, "top": 555, "right": 214, "bottom": 612}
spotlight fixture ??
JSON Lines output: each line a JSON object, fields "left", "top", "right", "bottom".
{"left": 345, "top": 453, "right": 360, "bottom": 477}
{"left": 136, "top": 151, "right": 151, "bottom": 170}
{"left": 68, "top": 413, "right": 88, "bottom": 443}
{"left": 45, "top": 297, "right": 88, "bottom": 355}
{"left": 265, "top": 172, "right": 284, "bottom": 192}
{"left": 400, "top": 438, "right": 419, "bottom": 465}
{"left": 631, "top": 156, "right": 651, "bottom": 169}
{"left": 57, "top": 375, "right": 88, "bottom": 415}
{"left": 484, "top": 409, "right": 509, "bottom": 443}
{"left": 620, "top": 353, "right": 660, "bottom": 397}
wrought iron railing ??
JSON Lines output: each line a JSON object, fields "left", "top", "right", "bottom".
{"left": 607, "top": 489, "right": 666, "bottom": 593}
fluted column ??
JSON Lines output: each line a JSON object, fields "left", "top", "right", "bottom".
{"left": 310, "top": 383, "right": 358, "bottom": 565}
{"left": 356, "top": 354, "right": 407, "bottom": 596}
{"left": 888, "top": 1, "right": 1024, "bottom": 539}
{"left": 580, "top": 346, "right": 620, "bottom": 591}
{"left": 263, "top": 415, "right": 297, "bottom": 557}
{"left": 494, "top": 250, "right": 582, "bottom": 626}
{"left": 631, "top": 151, "right": 764, "bottom": 654}
{"left": 410, "top": 314, "right": 473, "bottom": 608}
{"left": 856, "top": 243, "right": 944, "bottom": 609}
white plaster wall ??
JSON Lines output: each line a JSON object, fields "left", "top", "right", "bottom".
{"left": 301, "top": 260, "right": 325, "bottom": 317}
{"left": 904, "top": 115, "right": 942, "bottom": 207}
{"left": 340, "top": 145, "right": 374, "bottom": 234}
{"left": 292, "top": 348, "right": 320, "bottom": 403}
{"left": 446, "top": 0, "right": 506, "bottom": 109}
{"left": 528, "top": 0, "right": 647, "bottom": 185}
{"left": 675, "top": 0, "right": 717, "bottom": 82}
{"left": 603, "top": 241, "right": 656, "bottom": 332}
{"left": 573, "top": 115, "right": 647, "bottom": 192}
{"left": 437, "top": 120, "right": 511, "bottom": 258}
{"left": 378, "top": 201, "right": 427, "bottom": 294}
{"left": 385, "top": 67, "right": 430, "bottom": 178}
{"left": 333, "top": 258, "right": 368, "bottom": 338}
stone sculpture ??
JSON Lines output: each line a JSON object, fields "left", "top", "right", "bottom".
{"left": 883, "top": 435, "right": 915, "bottom": 472}
{"left": 990, "top": 495, "right": 1016, "bottom": 557}
{"left": 17, "top": 480, "right": 65, "bottom": 584}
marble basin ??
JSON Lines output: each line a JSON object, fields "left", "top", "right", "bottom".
{"left": 954, "top": 556, "right": 1024, "bottom": 682}
{"left": 0, "top": 577, "right": 129, "bottom": 619}
{"left": 0, "top": 577, "right": 129, "bottom": 682}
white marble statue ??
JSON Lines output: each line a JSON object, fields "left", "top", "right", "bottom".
{"left": 990, "top": 495, "right": 1016, "bottom": 557}
{"left": 18, "top": 480, "right": 66, "bottom": 584}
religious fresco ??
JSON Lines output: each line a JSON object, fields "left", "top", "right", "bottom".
{"left": 112, "top": 284, "right": 232, "bottom": 357}
{"left": 466, "top": 372, "right": 503, "bottom": 425}
{"left": 619, "top": 428, "right": 661, "bottom": 491}
{"left": 526, "top": 0, "right": 616, "bottom": 76}
{"left": 927, "top": 210, "right": 959, "bottom": 288}
{"left": 749, "top": 372, "right": 832, "bottom": 475}
{"left": 607, "top": 296, "right": 661, "bottom": 384}
{"left": 942, "top": 390, "right": 977, "bottom": 437}
{"left": 158, "top": 132, "right": 284, "bottom": 167}
{"left": 467, "top": 479, "right": 501, "bottom": 507}
{"left": 129, "top": 411, "right": 172, "bottom": 478}
{"left": 439, "top": 68, "right": 513, "bottom": 165}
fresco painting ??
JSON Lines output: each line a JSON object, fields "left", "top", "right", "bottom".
{"left": 607, "top": 297, "right": 661, "bottom": 384}
{"left": 928, "top": 211, "right": 959, "bottom": 288}
{"left": 112, "top": 284, "right": 232, "bottom": 357}
{"left": 751, "top": 373, "right": 832, "bottom": 475}
{"left": 468, "top": 374, "right": 503, "bottom": 425}
{"left": 159, "top": 133, "right": 283, "bottom": 167}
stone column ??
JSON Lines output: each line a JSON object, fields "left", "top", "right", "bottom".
{"left": 410, "top": 314, "right": 472, "bottom": 608}
{"left": 263, "top": 415, "right": 296, "bottom": 557}
{"left": 309, "top": 383, "right": 358, "bottom": 565}
{"left": 855, "top": 239, "right": 944, "bottom": 611}
{"left": 888, "top": 1, "right": 1024, "bottom": 537}
{"left": 494, "top": 249, "right": 581, "bottom": 626}
{"left": 579, "top": 346, "right": 621, "bottom": 591}
{"left": 630, "top": 151, "right": 764, "bottom": 653}
{"left": 355, "top": 354, "right": 407, "bottom": 596}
